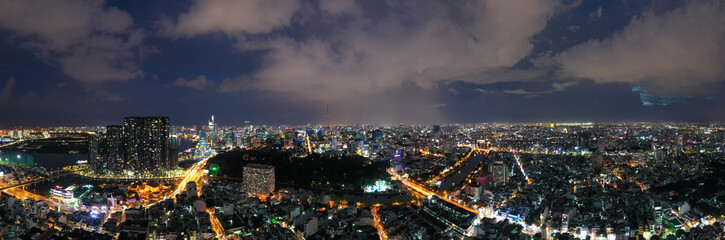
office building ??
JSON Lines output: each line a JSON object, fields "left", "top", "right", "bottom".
{"left": 199, "top": 130, "right": 207, "bottom": 148}
{"left": 243, "top": 164, "right": 275, "bottom": 195}
{"left": 124, "top": 116, "right": 170, "bottom": 175}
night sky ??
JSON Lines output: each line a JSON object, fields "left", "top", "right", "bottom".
{"left": 1, "top": 0, "right": 724, "bottom": 127}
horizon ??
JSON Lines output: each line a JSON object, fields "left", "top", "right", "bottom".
{"left": 3, "top": 120, "right": 725, "bottom": 129}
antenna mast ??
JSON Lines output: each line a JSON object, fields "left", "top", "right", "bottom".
{"left": 326, "top": 101, "right": 330, "bottom": 128}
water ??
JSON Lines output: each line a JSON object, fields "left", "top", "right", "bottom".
{"left": 3, "top": 136, "right": 195, "bottom": 170}
{"left": 0, "top": 151, "right": 84, "bottom": 170}
{"left": 21, "top": 136, "right": 197, "bottom": 197}
{"left": 172, "top": 136, "right": 197, "bottom": 151}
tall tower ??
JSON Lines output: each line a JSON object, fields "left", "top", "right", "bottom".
{"left": 104, "top": 125, "right": 124, "bottom": 175}
{"left": 208, "top": 114, "right": 217, "bottom": 146}
{"left": 124, "top": 116, "right": 170, "bottom": 175}
{"left": 326, "top": 102, "right": 330, "bottom": 128}
{"left": 88, "top": 133, "right": 101, "bottom": 174}
{"left": 199, "top": 130, "right": 207, "bottom": 148}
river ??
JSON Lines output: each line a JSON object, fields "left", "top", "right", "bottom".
{"left": 18, "top": 136, "right": 196, "bottom": 196}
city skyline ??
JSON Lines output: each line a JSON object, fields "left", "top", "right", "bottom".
{"left": 1, "top": 0, "right": 725, "bottom": 126}
{"left": 3, "top": 1, "right": 725, "bottom": 239}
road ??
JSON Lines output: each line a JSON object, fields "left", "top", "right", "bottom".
{"left": 372, "top": 207, "right": 388, "bottom": 240}
{"left": 0, "top": 171, "right": 74, "bottom": 191}
{"left": 144, "top": 156, "right": 210, "bottom": 207}
{"left": 164, "top": 156, "right": 228, "bottom": 239}
{"left": 208, "top": 209, "right": 227, "bottom": 239}
{"left": 0, "top": 180, "right": 72, "bottom": 211}
{"left": 388, "top": 169, "right": 477, "bottom": 213}
{"left": 513, "top": 155, "right": 532, "bottom": 185}
{"left": 389, "top": 148, "right": 542, "bottom": 236}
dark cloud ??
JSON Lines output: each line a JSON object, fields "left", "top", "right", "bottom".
{"left": 1, "top": 0, "right": 724, "bottom": 126}
{"left": 175, "top": 75, "right": 209, "bottom": 89}
{"left": 0, "top": 0, "right": 144, "bottom": 85}
{"left": 553, "top": 0, "right": 725, "bottom": 95}
{"left": 0, "top": 77, "right": 15, "bottom": 100}
{"left": 194, "top": 0, "right": 563, "bottom": 100}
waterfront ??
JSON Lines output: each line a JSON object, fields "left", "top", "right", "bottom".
{"left": 17, "top": 137, "right": 197, "bottom": 199}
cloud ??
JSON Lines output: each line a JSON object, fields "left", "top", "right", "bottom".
{"left": 632, "top": 86, "right": 693, "bottom": 106}
{"left": 474, "top": 88, "right": 494, "bottom": 94}
{"left": 175, "top": 75, "right": 209, "bottom": 89}
{"left": 430, "top": 103, "right": 447, "bottom": 109}
{"left": 0, "top": 0, "right": 144, "bottom": 84}
{"left": 0, "top": 77, "right": 117, "bottom": 122}
{"left": 230, "top": 0, "right": 563, "bottom": 99}
{"left": 447, "top": 88, "right": 460, "bottom": 95}
{"left": 504, "top": 89, "right": 531, "bottom": 95}
{"left": 319, "top": 0, "right": 362, "bottom": 16}
{"left": 552, "top": 81, "right": 579, "bottom": 91}
{"left": 589, "top": 6, "right": 603, "bottom": 20}
{"left": 554, "top": 0, "right": 725, "bottom": 95}
{"left": 504, "top": 81, "right": 580, "bottom": 95}
{"left": 104, "top": 95, "right": 127, "bottom": 102}
{"left": 218, "top": 76, "right": 254, "bottom": 92}
{"left": 166, "top": 0, "right": 300, "bottom": 37}
{"left": 0, "top": 77, "right": 16, "bottom": 100}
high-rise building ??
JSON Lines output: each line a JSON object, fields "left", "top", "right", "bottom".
{"left": 488, "top": 161, "right": 508, "bottom": 186}
{"left": 243, "top": 164, "right": 275, "bottom": 195}
{"left": 199, "top": 130, "right": 207, "bottom": 148}
{"left": 124, "top": 116, "right": 170, "bottom": 175}
{"left": 224, "top": 129, "right": 235, "bottom": 147}
{"left": 104, "top": 125, "right": 124, "bottom": 175}
{"left": 88, "top": 133, "right": 102, "bottom": 174}
{"left": 208, "top": 114, "right": 217, "bottom": 139}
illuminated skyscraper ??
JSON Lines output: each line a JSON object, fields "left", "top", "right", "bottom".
{"left": 199, "top": 130, "right": 207, "bottom": 148}
{"left": 207, "top": 115, "right": 217, "bottom": 147}
{"left": 243, "top": 164, "right": 275, "bottom": 195}
{"left": 224, "top": 129, "right": 235, "bottom": 147}
{"left": 88, "top": 133, "right": 102, "bottom": 173}
{"left": 124, "top": 116, "right": 170, "bottom": 175}
{"left": 103, "top": 125, "right": 124, "bottom": 175}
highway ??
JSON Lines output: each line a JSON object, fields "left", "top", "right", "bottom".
{"left": 0, "top": 179, "right": 72, "bottom": 211}
{"left": 0, "top": 171, "right": 74, "bottom": 191}
{"left": 389, "top": 147, "right": 542, "bottom": 236}
{"left": 161, "top": 155, "right": 229, "bottom": 239}
{"left": 144, "top": 156, "right": 210, "bottom": 207}
{"left": 388, "top": 168, "right": 477, "bottom": 213}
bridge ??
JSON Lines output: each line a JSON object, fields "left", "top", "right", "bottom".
{"left": 0, "top": 170, "right": 74, "bottom": 191}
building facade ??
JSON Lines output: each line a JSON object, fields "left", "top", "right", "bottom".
{"left": 488, "top": 161, "right": 508, "bottom": 186}
{"left": 88, "top": 133, "right": 102, "bottom": 174}
{"left": 124, "top": 116, "right": 170, "bottom": 175}
{"left": 243, "top": 164, "right": 275, "bottom": 195}
{"left": 103, "top": 125, "right": 124, "bottom": 175}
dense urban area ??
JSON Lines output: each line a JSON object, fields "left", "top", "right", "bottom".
{"left": 1, "top": 118, "right": 725, "bottom": 240}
